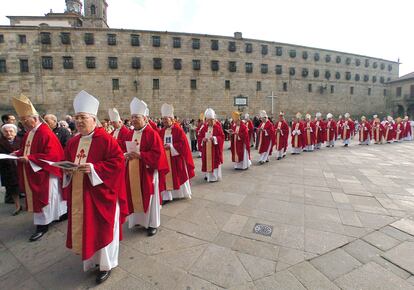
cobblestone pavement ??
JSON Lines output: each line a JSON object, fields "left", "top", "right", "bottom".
{"left": 1, "top": 139, "right": 414, "bottom": 289}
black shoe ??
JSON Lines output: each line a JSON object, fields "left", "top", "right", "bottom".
{"left": 19, "top": 193, "right": 26, "bottom": 198}
{"left": 344, "top": 144, "right": 348, "bottom": 147}
{"left": 147, "top": 227, "right": 157, "bottom": 236}
{"left": 162, "top": 200, "right": 171, "bottom": 206}
{"left": 96, "top": 270, "right": 111, "bottom": 284}
{"left": 29, "top": 225, "right": 48, "bottom": 242}
{"left": 277, "top": 157, "right": 282, "bottom": 160}
{"left": 58, "top": 213, "right": 68, "bottom": 222}
{"left": 5, "top": 198, "right": 14, "bottom": 204}
{"left": 12, "top": 206, "right": 23, "bottom": 216}
{"left": 204, "top": 176, "right": 207, "bottom": 181}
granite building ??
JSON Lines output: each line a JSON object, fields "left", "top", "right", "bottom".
{"left": 0, "top": 0, "right": 400, "bottom": 120}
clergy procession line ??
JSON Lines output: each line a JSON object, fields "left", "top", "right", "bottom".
{"left": 3, "top": 90, "right": 413, "bottom": 285}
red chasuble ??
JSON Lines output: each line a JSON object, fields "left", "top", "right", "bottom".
{"left": 325, "top": 120, "right": 337, "bottom": 142}
{"left": 403, "top": 120, "right": 412, "bottom": 138}
{"left": 257, "top": 120, "right": 275, "bottom": 154}
{"left": 196, "top": 122, "right": 206, "bottom": 153}
{"left": 359, "top": 121, "right": 372, "bottom": 142}
{"left": 246, "top": 120, "right": 254, "bottom": 144}
{"left": 274, "top": 120, "right": 289, "bottom": 151}
{"left": 110, "top": 125, "right": 130, "bottom": 145}
{"left": 341, "top": 119, "right": 355, "bottom": 140}
{"left": 384, "top": 122, "right": 395, "bottom": 141}
{"left": 125, "top": 125, "right": 169, "bottom": 214}
{"left": 314, "top": 120, "right": 326, "bottom": 144}
{"left": 372, "top": 121, "right": 384, "bottom": 142}
{"left": 230, "top": 122, "right": 250, "bottom": 162}
{"left": 148, "top": 119, "right": 160, "bottom": 134}
{"left": 395, "top": 123, "right": 404, "bottom": 141}
{"left": 304, "top": 121, "right": 316, "bottom": 146}
{"left": 200, "top": 122, "right": 224, "bottom": 172}
{"left": 64, "top": 127, "right": 128, "bottom": 260}
{"left": 159, "top": 123, "right": 195, "bottom": 192}
{"left": 291, "top": 121, "right": 305, "bottom": 148}
{"left": 16, "top": 123, "right": 64, "bottom": 213}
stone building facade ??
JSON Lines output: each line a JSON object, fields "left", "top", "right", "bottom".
{"left": 386, "top": 72, "right": 414, "bottom": 118}
{"left": 0, "top": 0, "right": 399, "bottom": 120}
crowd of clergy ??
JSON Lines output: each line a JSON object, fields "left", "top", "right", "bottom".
{"left": 0, "top": 90, "right": 412, "bottom": 284}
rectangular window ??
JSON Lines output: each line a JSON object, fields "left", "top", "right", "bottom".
{"left": 86, "top": 57, "right": 96, "bottom": 69}
{"left": 173, "top": 37, "right": 181, "bottom": 48}
{"left": 276, "top": 46, "right": 283, "bottom": 56}
{"left": 191, "top": 79, "right": 197, "bottom": 90}
{"left": 152, "top": 35, "right": 161, "bottom": 47}
{"left": 245, "top": 62, "right": 253, "bottom": 73}
{"left": 256, "top": 81, "right": 262, "bottom": 91}
{"left": 396, "top": 87, "right": 402, "bottom": 97}
{"left": 350, "top": 86, "right": 354, "bottom": 95}
{"left": 20, "top": 59, "right": 29, "bottom": 73}
{"left": 60, "top": 32, "right": 70, "bottom": 44}
{"left": 40, "top": 32, "right": 51, "bottom": 44}
{"left": 153, "top": 78, "right": 160, "bottom": 90}
{"left": 368, "top": 88, "right": 371, "bottom": 96}
{"left": 211, "top": 60, "right": 219, "bottom": 71}
{"left": 261, "top": 44, "right": 268, "bottom": 55}
{"left": 261, "top": 64, "right": 268, "bottom": 74}
{"left": 192, "top": 38, "right": 200, "bottom": 49}
{"left": 383, "top": 89, "right": 387, "bottom": 97}
{"left": 84, "top": 33, "right": 94, "bottom": 45}
{"left": 42, "top": 56, "right": 53, "bottom": 69}
{"left": 112, "top": 79, "right": 119, "bottom": 90}
{"left": 131, "top": 57, "right": 141, "bottom": 69}
{"left": 275, "top": 65, "right": 282, "bottom": 75}
{"left": 153, "top": 58, "right": 162, "bottom": 69}
{"left": 192, "top": 59, "right": 201, "bottom": 70}
{"left": 173, "top": 58, "right": 182, "bottom": 70}
{"left": 308, "top": 84, "right": 312, "bottom": 92}
{"left": 225, "top": 80, "right": 230, "bottom": 90}
{"left": 411, "top": 85, "right": 414, "bottom": 98}
{"left": 0, "top": 34, "right": 4, "bottom": 43}
{"left": 18, "top": 34, "right": 26, "bottom": 44}
{"left": 330, "top": 85, "right": 334, "bottom": 94}
{"left": 107, "top": 34, "right": 117, "bottom": 45}
{"left": 228, "top": 41, "right": 236, "bottom": 52}
{"left": 63, "top": 56, "right": 73, "bottom": 69}
{"left": 211, "top": 39, "right": 219, "bottom": 50}
{"left": 283, "top": 82, "right": 288, "bottom": 92}
{"left": 131, "top": 34, "right": 140, "bottom": 46}
{"left": 245, "top": 43, "right": 253, "bottom": 53}
{"left": 228, "top": 61, "right": 236, "bottom": 72}
{"left": 0, "top": 59, "right": 6, "bottom": 73}
{"left": 108, "top": 57, "right": 118, "bottom": 69}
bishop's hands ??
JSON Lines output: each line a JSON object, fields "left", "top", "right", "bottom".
{"left": 125, "top": 151, "right": 141, "bottom": 160}
{"left": 164, "top": 143, "right": 171, "bottom": 149}
{"left": 63, "top": 163, "right": 92, "bottom": 175}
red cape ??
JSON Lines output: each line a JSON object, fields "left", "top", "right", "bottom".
{"left": 230, "top": 122, "right": 250, "bottom": 162}
{"left": 314, "top": 120, "right": 326, "bottom": 143}
{"left": 359, "top": 121, "right": 372, "bottom": 141}
{"left": 200, "top": 122, "right": 224, "bottom": 172}
{"left": 274, "top": 120, "right": 289, "bottom": 151}
{"left": 341, "top": 119, "right": 355, "bottom": 139}
{"left": 325, "top": 120, "right": 337, "bottom": 142}
{"left": 110, "top": 125, "right": 131, "bottom": 145}
{"left": 291, "top": 121, "right": 305, "bottom": 148}
{"left": 258, "top": 120, "right": 275, "bottom": 154}
{"left": 64, "top": 127, "right": 128, "bottom": 260}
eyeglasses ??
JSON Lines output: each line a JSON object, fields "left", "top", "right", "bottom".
{"left": 74, "top": 114, "right": 92, "bottom": 121}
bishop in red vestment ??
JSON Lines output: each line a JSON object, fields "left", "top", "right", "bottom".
{"left": 337, "top": 115, "right": 344, "bottom": 140}
{"left": 291, "top": 113, "right": 305, "bottom": 154}
{"left": 384, "top": 116, "right": 395, "bottom": 143}
{"left": 303, "top": 114, "right": 316, "bottom": 152}
{"left": 372, "top": 117, "right": 384, "bottom": 144}
{"left": 342, "top": 113, "right": 355, "bottom": 146}
{"left": 230, "top": 111, "right": 251, "bottom": 169}
{"left": 200, "top": 108, "right": 224, "bottom": 182}
{"left": 394, "top": 117, "right": 404, "bottom": 142}
{"left": 108, "top": 108, "right": 130, "bottom": 146}
{"left": 358, "top": 116, "right": 372, "bottom": 145}
{"left": 325, "top": 113, "right": 337, "bottom": 147}
{"left": 314, "top": 112, "right": 326, "bottom": 150}
{"left": 159, "top": 103, "right": 195, "bottom": 201}
{"left": 274, "top": 112, "right": 289, "bottom": 159}
{"left": 257, "top": 110, "right": 275, "bottom": 164}
{"left": 244, "top": 113, "right": 255, "bottom": 147}
{"left": 196, "top": 113, "right": 205, "bottom": 158}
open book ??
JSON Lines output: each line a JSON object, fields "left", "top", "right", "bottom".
{"left": 40, "top": 159, "right": 79, "bottom": 170}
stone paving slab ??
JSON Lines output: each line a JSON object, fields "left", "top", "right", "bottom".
{"left": 382, "top": 241, "right": 414, "bottom": 275}
{"left": 391, "top": 217, "right": 414, "bottom": 236}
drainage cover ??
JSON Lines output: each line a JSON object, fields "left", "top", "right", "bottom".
{"left": 253, "top": 223, "right": 273, "bottom": 236}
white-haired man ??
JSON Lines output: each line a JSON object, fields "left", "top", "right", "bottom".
{"left": 44, "top": 114, "right": 72, "bottom": 148}
{"left": 12, "top": 95, "right": 67, "bottom": 242}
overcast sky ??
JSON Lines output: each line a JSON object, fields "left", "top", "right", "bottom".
{"left": 1, "top": 0, "right": 412, "bottom": 76}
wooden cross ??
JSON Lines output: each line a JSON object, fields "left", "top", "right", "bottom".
{"left": 76, "top": 149, "right": 87, "bottom": 165}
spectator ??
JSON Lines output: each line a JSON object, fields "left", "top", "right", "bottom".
{"left": 44, "top": 114, "right": 72, "bottom": 148}
{"left": 1, "top": 114, "right": 17, "bottom": 125}
{"left": 189, "top": 119, "right": 197, "bottom": 152}
{"left": 65, "top": 115, "right": 76, "bottom": 132}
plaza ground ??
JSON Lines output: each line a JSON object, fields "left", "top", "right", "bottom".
{"left": 1, "top": 138, "right": 414, "bottom": 289}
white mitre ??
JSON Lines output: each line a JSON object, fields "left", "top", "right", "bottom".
{"left": 205, "top": 108, "right": 216, "bottom": 119}
{"left": 73, "top": 90, "right": 99, "bottom": 115}
{"left": 108, "top": 108, "right": 121, "bottom": 122}
{"left": 130, "top": 97, "right": 147, "bottom": 116}
{"left": 161, "top": 103, "right": 174, "bottom": 118}
{"left": 259, "top": 110, "right": 267, "bottom": 118}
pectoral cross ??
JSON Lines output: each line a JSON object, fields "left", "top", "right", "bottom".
{"left": 134, "top": 139, "right": 140, "bottom": 145}
{"left": 76, "top": 149, "right": 87, "bottom": 165}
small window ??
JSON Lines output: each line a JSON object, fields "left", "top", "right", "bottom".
{"left": 245, "top": 43, "right": 253, "bottom": 53}
{"left": 302, "top": 51, "right": 308, "bottom": 60}
{"left": 308, "top": 84, "right": 312, "bottom": 92}
{"left": 275, "top": 65, "right": 282, "bottom": 75}
{"left": 42, "top": 56, "right": 53, "bottom": 69}
{"left": 289, "top": 49, "right": 296, "bottom": 58}
{"left": 380, "top": 63, "right": 385, "bottom": 70}
{"left": 173, "top": 37, "right": 181, "bottom": 48}
{"left": 173, "top": 58, "right": 182, "bottom": 70}
{"left": 192, "top": 38, "right": 200, "bottom": 49}
{"left": 0, "top": 34, "right": 4, "bottom": 43}
{"left": 388, "top": 64, "right": 392, "bottom": 71}
{"left": 335, "top": 72, "right": 341, "bottom": 80}
{"left": 380, "top": 76, "right": 385, "bottom": 84}
{"left": 91, "top": 4, "right": 96, "bottom": 15}
{"left": 261, "top": 64, "right": 268, "bottom": 74}
{"left": 131, "top": 57, "right": 141, "bottom": 69}
{"left": 363, "top": 75, "right": 369, "bottom": 82}
{"left": 153, "top": 79, "right": 160, "bottom": 90}
{"left": 387, "top": 77, "right": 391, "bottom": 82}
{"left": 314, "top": 53, "right": 320, "bottom": 61}
{"left": 112, "top": 78, "right": 119, "bottom": 90}
{"left": 355, "top": 59, "right": 361, "bottom": 66}
{"left": 86, "top": 57, "right": 96, "bottom": 69}
{"left": 131, "top": 34, "right": 140, "bottom": 46}
{"left": 276, "top": 46, "right": 283, "bottom": 56}
{"left": 211, "top": 60, "right": 219, "bottom": 71}
{"left": 314, "top": 69, "right": 319, "bottom": 78}
{"left": 152, "top": 36, "right": 161, "bottom": 47}
{"left": 0, "top": 59, "right": 6, "bottom": 73}
{"left": 190, "top": 79, "right": 197, "bottom": 90}
{"left": 20, "top": 59, "right": 29, "bottom": 73}
{"left": 325, "top": 54, "right": 331, "bottom": 63}
{"left": 261, "top": 45, "right": 268, "bottom": 55}
{"left": 256, "top": 81, "right": 262, "bottom": 91}
{"left": 225, "top": 80, "right": 230, "bottom": 90}
{"left": 108, "top": 57, "right": 118, "bottom": 69}
{"left": 350, "top": 86, "right": 354, "bottom": 95}
{"left": 383, "top": 89, "right": 387, "bottom": 97}
{"left": 372, "top": 76, "right": 377, "bottom": 83}
{"left": 228, "top": 61, "right": 236, "bottom": 72}
{"left": 355, "top": 74, "right": 360, "bottom": 81}
{"left": 245, "top": 62, "right": 253, "bottom": 73}
{"left": 192, "top": 59, "right": 201, "bottom": 70}
{"left": 228, "top": 41, "right": 236, "bottom": 52}
{"left": 368, "top": 88, "right": 371, "bottom": 95}
{"left": 153, "top": 58, "right": 162, "bottom": 69}
{"left": 373, "top": 62, "right": 378, "bottom": 69}
{"left": 40, "top": 32, "right": 51, "bottom": 45}
{"left": 325, "top": 70, "right": 331, "bottom": 80}
{"left": 61, "top": 32, "right": 70, "bottom": 44}
{"left": 336, "top": 56, "right": 341, "bottom": 64}
{"left": 211, "top": 39, "right": 219, "bottom": 50}
{"left": 302, "top": 68, "right": 309, "bottom": 77}
{"left": 19, "top": 34, "right": 26, "bottom": 44}
{"left": 345, "top": 72, "right": 351, "bottom": 80}
{"left": 330, "top": 85, "right": 334, "bottom": 94}
{"left": 107, "top": 34, "right": 117, "bottom": 45}
{"left": 396, "top": 87, "right": 402, "bottom": 97}
{"left": 63, "top": 56, "right": 73, "bottom": 69}
{"left": 345, "top": 57, "right": 351, "bottom": 65}
{"left": 283, "top": 82, "right": 288, "bottom": 91}
{"left": 84, "top": 33, "right": 94, "bottom": 45}
{"left": 365, "top": 59, "right": 369, "bottom": 68}
{"left": 289, "top": 67, "right": 296, "bottom": 76}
